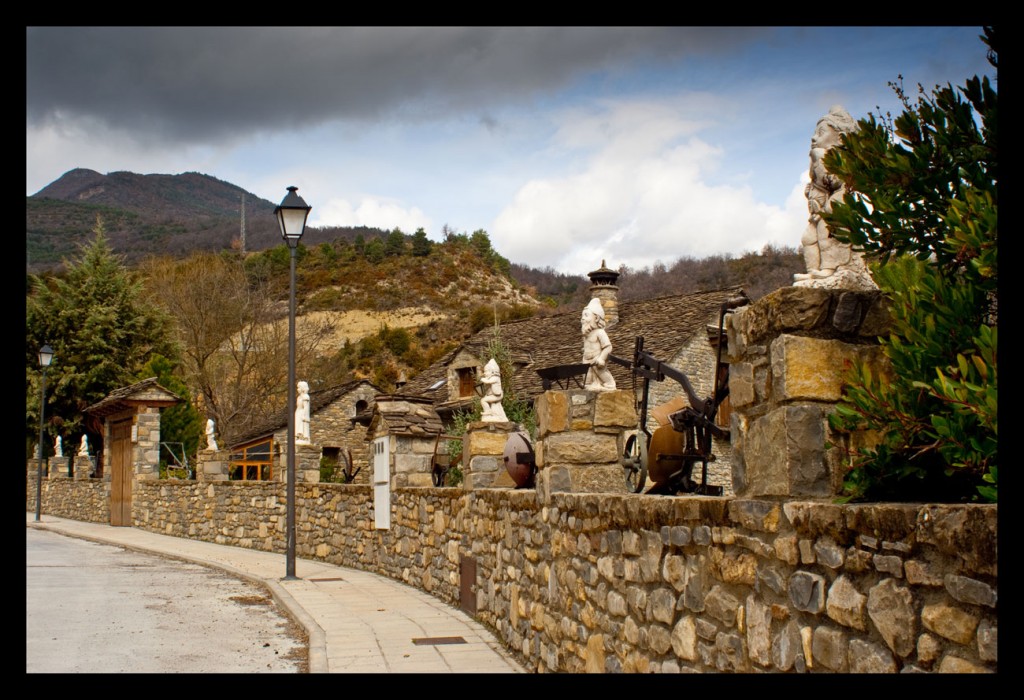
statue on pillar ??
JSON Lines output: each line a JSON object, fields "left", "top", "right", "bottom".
{"left": 479, "top": 359, "right": 509, "bottom": 422}
{"left": 205, "top": 418, "right": 218, "bottom": 451}
{"left": 582, "top": 297, "right": 616, "bottom": 391}
{"left": 295, "top": 381, "right": 311, "bottom": 444}
{"left": 793, "top": 106, "right": 876, "bottom": 291}
{"left": 78, "top": 435, "right": 89, "bottom": 457}
{"left": 54, "top": 435, "right": 62, "bottom": 458}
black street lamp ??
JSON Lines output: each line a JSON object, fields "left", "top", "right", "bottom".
{"left": 35, "top": 344, "right": 54, "bottom": 522}
{"left": 275, "top": 186, "right": 311, "bottom": 580}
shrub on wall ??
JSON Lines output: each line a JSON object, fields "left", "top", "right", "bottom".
{"left": 826, "top": 28, "right": 997, "bottom": 503}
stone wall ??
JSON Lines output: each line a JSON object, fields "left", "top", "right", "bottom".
{"left": 26, "top": 286, "right": 997, "bottom": 673}
{"left": 27, "top": 467, "right": 109, "bottom": 523}
{"left": 26, "top": 473, "right": 998, "bottom": 674}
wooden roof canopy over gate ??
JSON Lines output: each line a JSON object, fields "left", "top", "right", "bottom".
{"left": 84, "top": 377, "right": 182, "bottom": 423}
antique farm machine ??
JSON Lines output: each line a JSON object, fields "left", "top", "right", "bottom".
{"left": 615, "top": 295, "right": 749, "bottom": 495}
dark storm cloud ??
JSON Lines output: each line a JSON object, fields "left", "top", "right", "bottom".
{"left": 27, "top": 26, "right": 767, "bottom": 143}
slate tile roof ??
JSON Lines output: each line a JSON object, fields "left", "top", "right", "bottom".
{"left": 84, "top": 377, "right": 182, "bottom": 418}
{"left": 366, "top": 395, "right": 446, "bottom": 438}
{"left": 403, "top": 286, "right": 746, "bottom": 408}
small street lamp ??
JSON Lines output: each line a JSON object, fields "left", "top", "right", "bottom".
{"left": 35, "top": 344, "right": 54, "bottom": 522}
{"left": 275, "top": 186, "right": 311, "bottom": 580}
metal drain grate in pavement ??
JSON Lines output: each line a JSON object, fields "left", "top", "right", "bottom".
{"left": 308, "top": 577, "right": 346, "bottom": 582}
{"left": 412, "top": 636, "right": 467, "bottom": 645}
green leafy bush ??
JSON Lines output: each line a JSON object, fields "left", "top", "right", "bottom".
{"left": 825, "top": 28, "right": 996, "bottom": 503}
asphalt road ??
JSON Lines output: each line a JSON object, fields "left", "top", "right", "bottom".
{"left": 26, "top": 527, "right": 308, "bottom": 673}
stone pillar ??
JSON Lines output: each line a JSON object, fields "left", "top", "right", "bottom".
{"left": 48, "top": 456, "right": 69, "bottom": 479}
{"left": 393, "top": 434, "right": 435, "bottom": 488}
{"left": 726, "top": 287, "right": 890, "bottom": 498}
{"left": 73, "top": 454, "right": 95, "bottom": 480}
{"left": 197, "top": 449, "right": 229, "bottom": 481}
{"left": 134, "top": 408, "right": 161, "bottom": 480}
{"left": 534, "top": 388, "right": 636, "bottom": 495}
{"left": 297, "top": 443, "right": 322, "bottom": 484}
{"left": 462, "top": 420, "right": 517, "bottom": 489}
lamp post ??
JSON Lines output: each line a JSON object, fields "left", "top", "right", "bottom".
{"left": 275, "top": 186, "right": 311, "bottom": 580}
{"left": 35, "top": 344, "right": 54, "bottom": 522}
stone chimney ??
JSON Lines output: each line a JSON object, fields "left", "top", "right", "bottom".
{"left": 587, "top": 260, "right": 620, "bottom": 327}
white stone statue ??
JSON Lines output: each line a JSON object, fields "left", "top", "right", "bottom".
{"left": 33, "top": 443, "right": 40, "bottom": 459}
{"left": 793, "top": 105, "right": 876, "bottom": 291}
{"left": 54, "top": 435, "right": 62, "bottom": 458}
{"left": 479, "top": 358, "right": 509, "bottom": 422}
{"left": 205, "top": 418, "right": 218, "bottom": 451}
{"left": 295, "top": 381, "right": 311, "bottom": 444}
{"left": 582, "top": 297, "right": 616, "bottom": 391}
{"left": 78, "top": 435, "right": 89, "bottom": 457}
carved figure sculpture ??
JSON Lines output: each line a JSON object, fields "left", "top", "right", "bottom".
{"left": 54, "top": 435, "right": 62, "bottom": 458}
{"left": 793, "top": 105, "right": 876, "bottom": 290}
{"left": 205, "top": 418, "right": 218, "bottom": 451}
{"left": 295, "top": 381, "right": 311, "bottom": 444}
{"left": 479, "top": 358, "right": 509, "bottom": 422}
{"left": 582, "top": 297, "right": 616, "bottom": 391}
{"left": 78, "top": 435, "right": 89, "bottom": 457}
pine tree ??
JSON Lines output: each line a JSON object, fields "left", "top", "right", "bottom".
{"left": 26, "top": 218, "right": 175, "bottom": 450}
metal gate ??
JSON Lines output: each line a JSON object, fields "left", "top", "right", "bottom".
{"left": 109, "top": 420, "right": 133, "bottom": 526}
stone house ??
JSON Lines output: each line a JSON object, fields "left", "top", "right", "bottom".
{"left": 402, "top": 263, "right": 747, "bottom": 493}
{"left": 226, "top": 379, "right": 381, "bottom": 484}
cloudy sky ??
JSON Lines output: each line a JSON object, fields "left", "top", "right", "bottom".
{"left": 26, "top": 27, "right": 993, "bottom": 274}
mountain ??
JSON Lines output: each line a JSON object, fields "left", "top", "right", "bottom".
{"left": 26, "top": 169, "right": 382, "bottom": 272}
{"left": 27, "top": 168, "right": 805, "bottom": 305}
{"left": 25, "top": 166, "right": 805, "bottom": 399}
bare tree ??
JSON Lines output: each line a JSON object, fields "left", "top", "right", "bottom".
{"left": 141, "top": 251, "right": 335, "bottom": 446}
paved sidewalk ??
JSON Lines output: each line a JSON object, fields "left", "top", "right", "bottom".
{"left": 27, "top": 513, "right": 528, "bottom": 674}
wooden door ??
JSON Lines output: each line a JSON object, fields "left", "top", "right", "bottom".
{"left": 109, "top": 420, "right": 133, "bottom": 526}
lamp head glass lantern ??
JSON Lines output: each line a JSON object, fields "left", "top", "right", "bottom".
{"left": 275, "top": 186, "right": 312, "bottom": 247}
{"left": 38, "top": 344, "right": 54, "bottom": 368}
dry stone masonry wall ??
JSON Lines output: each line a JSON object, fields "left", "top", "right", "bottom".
{"left": 29, "top": 473, "right": 996, "bottom": 674}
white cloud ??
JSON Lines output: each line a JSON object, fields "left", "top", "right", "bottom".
{"left": 312, "top": 196, "right": 431, "bottom": 234}
{"left": 491, "top": 99, "right": 809, "bottom": 274}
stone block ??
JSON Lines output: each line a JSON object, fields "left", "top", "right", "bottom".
{"left": 469, "top": 455, "right": 500, "bottom": 473}
{"left": 564, "top": 464, "right": 628, "bottom": 494}
{"left": 543, "top": 432, "right": 619, "bottom": 465}
{"left": 739, "top": 404, "right": 834, "bottom": 497}
{"left": 868, "top": 578, "right": 916, "bottom": 657}
{"left": 405, "top": 473, "right": 434, "bottom": 488}
{"left": 48, "top": 457, "right": 69, "bottom": 479}
{"left": 536, "top": 391, "right": 569, "bottom": 437}
{"left": 464, "top": 429, "right": 508, "bottom": 456}
{"left": 394, "top": 453, "right": 430, "bottom": 473}
{"left": 729, "top": 362, "right": 755, "bottom": 408}
{"left": 789, "top": 571, "right": 826, "bottom": 613}
{"left": 770, "top": 334, "right": 886, "bottom": 403}
{"left": 593, "top": 389, "right": 636, "bottom": 428}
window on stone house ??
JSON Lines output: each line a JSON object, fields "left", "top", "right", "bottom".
{"left": 457, "top": 367, "right": 477, "bottom": 398}
{"left": 228, "top": 438, "right": 273, "bottom": 481}
{"left": 321, "top": 446, "right": 342, "bottom": 481}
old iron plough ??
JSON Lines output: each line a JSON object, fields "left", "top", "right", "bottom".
{"left": 612, "top": 295, "right": 748, "bottom": 495}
